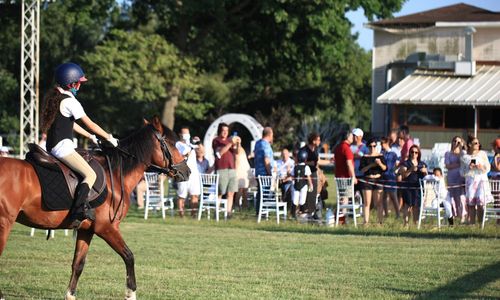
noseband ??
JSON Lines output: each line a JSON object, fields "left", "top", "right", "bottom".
{"left": 150, "top": 130, "right": 189, "bottom": 178}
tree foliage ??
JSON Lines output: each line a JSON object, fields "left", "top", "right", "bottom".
{"left": 82, "top": 29, "right": 199, "bottom": 133}
{"left": 0, "top": 0, "right": 405, "bottom": 150}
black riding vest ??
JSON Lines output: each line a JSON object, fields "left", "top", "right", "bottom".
{"left": 294, "top": 164, "right": 308, "bottom": 190}
{"left": 46, "top": 95, "right": 75, "bottom": 153}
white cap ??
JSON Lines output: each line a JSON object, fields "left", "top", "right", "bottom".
{"left": 352, "top": 128, "right": 364, "bottom": 137}
{"left": 0, "top": 146, "right": 9, "bottom": 153}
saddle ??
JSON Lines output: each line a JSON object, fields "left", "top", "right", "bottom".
{"left": 25, "top": 143, "right": 108, "bottom": 211}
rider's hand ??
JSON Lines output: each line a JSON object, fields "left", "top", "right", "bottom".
{"left": 107, "top": 134, "right": 119, "bottom": 147}
{"left": 89, "top": 134, "right": 98, "bottom": 145}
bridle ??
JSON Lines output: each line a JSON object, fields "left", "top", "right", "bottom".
{"left": 149, "top": 129, "right": 190, "bottom": 179}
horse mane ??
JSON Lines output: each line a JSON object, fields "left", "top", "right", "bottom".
{"left": 105, "top": 124, "right": 178, "bottom": 175}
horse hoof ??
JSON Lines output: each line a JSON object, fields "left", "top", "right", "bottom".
{"left": 124, "top": 288, "right": 136, "bottom": 300}
{"left": 65, "top": 290, "right": 76, "bottom": 300}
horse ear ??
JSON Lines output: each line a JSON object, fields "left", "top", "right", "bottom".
{"left": 151, "top": 115, "right": 163, "bottom": 134}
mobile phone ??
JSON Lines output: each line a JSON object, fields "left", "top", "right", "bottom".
{"left": 471, "top": 158, "right": 476, "bottom": 164}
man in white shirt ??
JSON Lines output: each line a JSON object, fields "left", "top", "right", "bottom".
{"left": 175, "top": 127, "right": 201, "bottom": 218}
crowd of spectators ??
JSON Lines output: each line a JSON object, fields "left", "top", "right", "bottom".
{"left": 131, "top": 121, "right": 499, "bottom": 227}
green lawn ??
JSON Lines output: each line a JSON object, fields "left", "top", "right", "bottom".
{"left": 1, "top": 209, "right": 499, "bottom": 300}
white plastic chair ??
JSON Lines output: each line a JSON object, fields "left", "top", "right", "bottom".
{"left": 482, "top": 180, "right": 500, "bottom": 229}
{"left": 334, "top": 177, "right": 362, "bottom": 227}
{"left": 198, "top": 173, "right": 227, "bottom": 221}
{"left": 144, "top": 172, "right": 174, "bottom": 220}
{"left": 257, "top": 175, "right": 287, "bottom": 224}
{"left": 418, "top": 179, "right": 445, "bottom": 229}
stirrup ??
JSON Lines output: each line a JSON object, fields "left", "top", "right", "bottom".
{"left": 84, "top": 206, "right": 96, "bottom": 221}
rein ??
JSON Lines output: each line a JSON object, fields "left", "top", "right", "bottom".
{"left": 99, "top": 127, "right": 184, "bottom": 222}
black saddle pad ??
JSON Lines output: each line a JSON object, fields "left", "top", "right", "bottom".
{"left": 28, "top": 157, "right": 108, "bottom": 211}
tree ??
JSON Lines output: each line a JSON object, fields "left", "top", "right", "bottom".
{"left": 82, "top": 29, "right": 199, "bottom": 133}
{"left": 129, "top": 0, "right": 404, "bottom": 142}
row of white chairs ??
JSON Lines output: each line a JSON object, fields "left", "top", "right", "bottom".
{"left": 331, "top": 178, "right": 500, "bottom": 230}
{"left": 418, "top": 179, "right": 500, "bottom": 230}
{"left": 142, "top": 173, "right": 288, "bottom": 223}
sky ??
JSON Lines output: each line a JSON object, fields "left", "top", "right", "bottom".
{"left": 347, "top": 0, "right": 500, "bottom": 50}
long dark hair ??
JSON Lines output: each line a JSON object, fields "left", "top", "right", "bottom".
{"left": 408, "top": 145, "right": 422, "bottom": 162}
{"left": 41, "top": 88, "right": 67, "bottom": 133}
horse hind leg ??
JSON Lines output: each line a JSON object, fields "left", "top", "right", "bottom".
{"left": 65, "top": 230, "right": 94, "bottom": 300}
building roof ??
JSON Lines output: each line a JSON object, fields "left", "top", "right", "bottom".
{"left": 369, "top": 3, "right": 500, "bottom": 29}
{"left": 377, "top": 65, "right": 500, "bottom": 106}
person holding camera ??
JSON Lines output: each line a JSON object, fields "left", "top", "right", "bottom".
{"left": 460, "top": 136, "right": 493, "bottom": 225}
{"left": 175, "top": 127, "right": 201, "bottom": 218}
{"left": 213, "top": 122, "right": 240, "bottom": 218}
{"left": 400, "top": 145, "right": 428, "bottom": 226}
{"left": 445, "top": 136, "right": 467, "bottom": 224}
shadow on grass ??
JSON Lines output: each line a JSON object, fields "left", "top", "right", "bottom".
{"left": 413, "top": 261, "right": 500, "bottom": 299}
{"left": 254, "top": 224, "right": 499, "bottom": 240}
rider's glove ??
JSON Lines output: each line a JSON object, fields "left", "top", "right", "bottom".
{"left": 107, "top": 134, "right": 119, "bottom": 147}
{"left": 89, "top": 134, "right": 98, "bottom": 145}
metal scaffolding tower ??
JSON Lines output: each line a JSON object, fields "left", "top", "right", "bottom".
{"left": 19, "top": 0, "right": 40, "bottom": 158}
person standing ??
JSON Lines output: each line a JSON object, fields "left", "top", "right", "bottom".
{"left": 333, "top": 130, "right": 357, "bottom": 223}
{"left": 380, "top": 137, "right": 400, "bottom": 219}
{"left": 234, "top": 139, "right": 251, "bottom": 210}
{"left": 41, "top": 62, "right": 118, "bottom": 228}
{"left": 253, "top": 127, "right": 275, "bottom": 216}
{"left": 300, "top": 132, "right": 325, "bottom": 214}
{"left": 460, "top": 136, "right": 493, "bottom": 225}
{"left": 359, "top": 138, "right": 387, "bottom": 225}
{"left": 445, "top": 136, "right": 467, "bottom": 223}
{"left": 212, "top": 123, "right": 239, "bottom": 218}
{"left": 400, "top": 145, "right": 428, "bottom": 226}
{"left": 350, "top": 128, "right": 368, "bottom": 193}
{"left": 175, "top": 127, "right": 201, "bottom": 218}
{"left": 398, "top": 125, "right": 414, "bottom": 162}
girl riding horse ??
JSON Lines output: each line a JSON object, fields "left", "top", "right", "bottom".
{"left": 41, "top": 62, "right": 119, "bottom": 228}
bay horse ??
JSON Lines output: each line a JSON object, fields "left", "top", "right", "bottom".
{"left": 0, "top": 116, "right": 190, "bottom": 300}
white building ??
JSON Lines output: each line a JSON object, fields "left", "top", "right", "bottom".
{"left": 367, "top": 3, "right": 500, "bottom": 148}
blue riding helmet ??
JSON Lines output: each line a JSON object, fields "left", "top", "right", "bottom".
{"left": 55, "top": 62, "right": 88, "bottom": 87}
{"left": 297, "top": 149, "right": 308, "bottom": 163}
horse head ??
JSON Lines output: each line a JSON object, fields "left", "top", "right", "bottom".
{"left": 146, "top": 116, "right": 190, "bottom": 182}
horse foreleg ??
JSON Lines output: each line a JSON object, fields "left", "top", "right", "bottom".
{"left": 65, "top": 230, "right": 94, "bottom": 300}
{"left": 98, "top": 230, "right": 136, "bottom": 300}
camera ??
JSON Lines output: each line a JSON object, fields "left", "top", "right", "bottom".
{"left": 191, "top": 136, "right": 201, "bottom": 145}
{"left": 471, "top": 158, "right": 476, "bottom": 164}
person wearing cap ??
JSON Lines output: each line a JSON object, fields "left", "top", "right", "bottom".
{"left": 175, "top": 127, "right": 200, "bottom": 218}
{"left": 350, "top": 128, "right": 368, "bottom": 192}
{"left": 41, "top": 62, "right": 119, "bottom": 228}
{"left": 0, "top": 146, "right": 9, "bottom": 157}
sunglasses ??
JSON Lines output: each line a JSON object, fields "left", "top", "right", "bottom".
{"left": 368, "top": 145, "right": 376, "bottom": 148}
{"left": 411, "top": 151, "right": 419, "bottom": 154}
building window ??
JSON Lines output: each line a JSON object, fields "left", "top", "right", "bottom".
{"left": 479, "top": 108, "right": 500, "bottom": 129}
{"left": 445, "top": 107, "right": 474, "bottom": 129}
{"left": 394, "top": 105, "right": 498, "bottom": 129}
{"left": 406, "top": 107, "right": 443, "bottom": 126}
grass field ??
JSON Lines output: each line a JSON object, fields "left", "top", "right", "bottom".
{"left": 1, "top": 208, "right": 499, "bottom": 300}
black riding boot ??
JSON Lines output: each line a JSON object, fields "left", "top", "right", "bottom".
{"left": 70, "top": 183, "right": 95, "bottom": 228}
